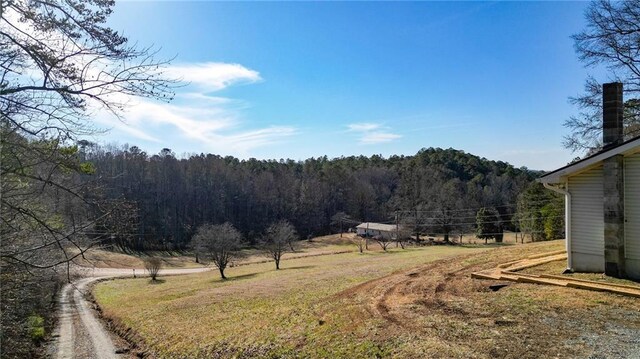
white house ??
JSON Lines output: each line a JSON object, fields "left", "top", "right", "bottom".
{"left": 356, "top": 222, "right": 398, "bottom": 240}
{"left": 539, "top": 82, "right": 640, "bottom": 280}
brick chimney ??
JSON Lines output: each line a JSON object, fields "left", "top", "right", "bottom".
{"left": 602, "top": 82, "right": 625, "bottom": 278}
{"left": 602, "top": 82, "right": 624, "bottom": 148}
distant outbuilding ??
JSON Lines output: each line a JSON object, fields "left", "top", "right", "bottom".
{"left": 356, "top": 222, "right": 398, "bottom": 239}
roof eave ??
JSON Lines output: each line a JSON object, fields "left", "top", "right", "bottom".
{"left": 538, "top": 136, "right": 640, "bottom": 184}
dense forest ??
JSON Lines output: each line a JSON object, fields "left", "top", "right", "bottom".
{"left": 83, "top": 143, "right": 544, "bottom": 250}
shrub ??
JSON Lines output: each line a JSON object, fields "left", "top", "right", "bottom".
{"left": 144, "top": 257, "right": 162, "bottom": 281}
{"left": 27, "top": 314, "right": 45, "bottom": 343}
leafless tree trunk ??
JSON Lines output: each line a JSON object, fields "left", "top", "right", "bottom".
{"left": 353, "top": 236, "right": 366, "bottom": 253}
{"left": 0, "top": 1, "right": 177, "bottom": 354}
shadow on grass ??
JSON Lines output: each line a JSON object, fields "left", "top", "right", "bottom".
{"left": 210, "top": 272, "right": 259, "bottom": 283}
{"left": 148, "top": 278, "right": 166, "bottom": 284}
{"left": 278, "top": 265, "right": 317, "bottom": 271}
{"left": 460, "top": 242, "right": 515, "bottom": 249}
{"left": 368, "top": 248, "right": 414, "bottom": 254}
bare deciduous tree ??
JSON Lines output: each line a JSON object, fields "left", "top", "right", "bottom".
{"left": 262, "top": 220, "right": 297, "bottom": 270}
{"left": 353, "top": 235, "right": 366, "bottom": 253}
{"left": 330, "top": 211, "right": 350, "bottom": 238}
{"left": 566, "top": 0, "right": 640, "bottom": 153}
{"left": 374, "top": 235, "right": 392, "bottom": 251}
{"left": 395, "top": 228, "right": 409, "bottom": 249}
{"left": 144, "top": 257, "right": 162, "bottom": 281}
{"left": 192, "top": 223, "right": 244, "bottom": 280}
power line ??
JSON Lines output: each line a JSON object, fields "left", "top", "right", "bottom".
{"left": 394, "top": 198, "right": 561, "bottom": 215}
{"left": 345, "top": 214, "right": 565, "bottom": 228}
{"left": 401, "top": 214, "right": 565, "bottom": 227}
{"left": 412, "top": 229, "right": 558, "bottom": 237}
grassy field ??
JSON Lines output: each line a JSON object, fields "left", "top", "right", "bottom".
{"left": 72, "top": 232, "right": 528, "bottom": 270}
{"left": 70, "top": 248, "right": 205, "bottom": 269}
{"left": 94, "top": 240, "right": 640, "bottom": 358}
{"left": 71, "top": 234, "right": 357, "bottom": 269}
{"left": 434, "top": 231, "right": 532, "bottom": 245}
{"left": 94, "top": 244, "right": 487, "bottom": 358}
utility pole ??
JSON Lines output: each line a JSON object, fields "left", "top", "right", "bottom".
{"left": 365, "top": 222, "right": 369, "bottom": 250}
{"left": 395, "top": 211, "right": 399, "bottom": 242}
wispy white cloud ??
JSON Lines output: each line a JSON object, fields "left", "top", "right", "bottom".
{"left": 360, "top": 132, "right": 402, "bottom": 144}
{"left": 347, "top": 123, "right": 382, "bottom": 132}
{"left": 347, "top": 122, "right": 401, "bottom": 145}
{"left": 95, "top": 62, "right": 295, "bottom": 155}
{"left": 165, "top": 62, "right": 262, "bottom": 92}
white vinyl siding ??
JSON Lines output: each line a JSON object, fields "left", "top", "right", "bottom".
{"left": 625, "top": 154, "right": 640, "bottom": 260}
{"left": 569, "top": 166, "right": 604, "bottom": 256}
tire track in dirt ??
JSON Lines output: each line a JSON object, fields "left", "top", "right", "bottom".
{"left": 75, "top": 278, "right": 119, "bottom": 359}
{"left": 345, "top": 255, "right": 485, "bottom": 329}
{"left": 330, "top": 242, "right": 640, "bottom": 358}
{"left": 55, "top": 283, "right": 76, "bottom": 359}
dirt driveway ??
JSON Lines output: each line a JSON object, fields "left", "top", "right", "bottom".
{"left": 52, "top": 267, "right": 210, "bottom": 359}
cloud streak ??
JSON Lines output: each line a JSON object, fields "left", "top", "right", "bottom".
{"left": 96, "top": 62, "right": 295, "bottom": 156}
{"left": 347, "top": 122, "right": 401, "bottom": 144}
{"left": 165, "top": 62, "right": 262, "bottom": 92}
{"left": 347, "top": 123, "right": 381, "bottom": 132}
{"left": 360, "top": 132, "right": 402, "bottom": 144}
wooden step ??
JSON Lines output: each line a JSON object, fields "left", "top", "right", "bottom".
{"left": 501, "top": 271, "right": 541, "bottom": 279}
{"left": 566, "top": 282, "right": 640, "bottom": 298}
{"left": 539, "top": 274, "right": 640, "bottom": 291}
{"left": 526, "top": 249, "right": 566, "bottom": 260}
{"left": 497, "top": 259, "right": 523, "bottom": 269}
{"left": 505, "top": 254, "right": 567, "bottom": 272}
{"left": 472, "top": 251, "right": 640, "bottom": 299}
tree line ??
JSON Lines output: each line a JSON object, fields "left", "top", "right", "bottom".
{"left": 82, "top": 143, "right": 546, "bottom": 251}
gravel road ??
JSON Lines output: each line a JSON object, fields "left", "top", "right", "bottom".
{"left": 52, "top": 267, "right": 210, "bottom": 358}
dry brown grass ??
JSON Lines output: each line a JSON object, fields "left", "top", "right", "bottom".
{"left": 70, "top": 247, "right": 205, "bottom": 269}
{"left": 94, "top": 245, "right": 487, "bottom": 358}
{"left": 71, "top": 234, "right": 355, "bottom": 270}
{"left": 95, "top": 240, "right": 640, "bottom": 358}
{"left": 451, "top": 231, "right": 532, "bottom": 245}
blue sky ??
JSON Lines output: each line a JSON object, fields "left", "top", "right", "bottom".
{"left": 97, "top": 1, "right": 605, "bottom": 170}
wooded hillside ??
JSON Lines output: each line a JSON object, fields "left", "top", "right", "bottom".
{"left": 84, "top": 144, "right": 539, "bottom": 250}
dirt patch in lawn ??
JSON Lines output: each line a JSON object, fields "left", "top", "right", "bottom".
{"left": 332, "top": 240, "right": 640, "bottom": 358}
